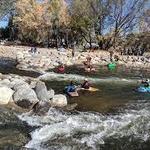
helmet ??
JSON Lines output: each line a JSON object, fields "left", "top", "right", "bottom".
{"left": 84, "top": 78, "right": 88, "bottom": 81}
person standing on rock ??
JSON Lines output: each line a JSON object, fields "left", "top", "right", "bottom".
{"left": 72, "top": 48, "right": 75, "bottom": 57}
{"left": 72, "top": 41, "right": 76, "bottom": 57}
{"left": 108, "top": 47, "right": 114, "bottom": 62}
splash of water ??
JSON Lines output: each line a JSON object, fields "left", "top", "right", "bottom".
{"left": 18, "top": 101, "right": 150, "bottom": 150}
{"left": 39, "top": 72, "right": 137, "bottom": 84}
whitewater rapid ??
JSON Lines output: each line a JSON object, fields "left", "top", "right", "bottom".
{"left": 18, "top": 99, "right": 150, "bottom": 150}
{"left": 39, "top": 72, "right": 138, "bottom": 84}
{"left": 17, "top": 73, "right": 150, "bottom": 150}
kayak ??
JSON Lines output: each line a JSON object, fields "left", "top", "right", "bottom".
{"left": 108, "top": 63, "right": 116, "bottom": 70}
{"left": 57, "top": 67, "right": 65, "bottom": 73}
{"left": 67, "top": 91, "right": 79, "bottom": 97}
{"left": 137, "top": 86, "right": 150, "bottom": 93}
{"left": 78, "top": 87, "right": 99, "bottom": 92}
{"left": 88, "top": 87, "right": 99, "bottom": 91}
{"left": 64, "top": 86, "right": 79, "bottom": 97}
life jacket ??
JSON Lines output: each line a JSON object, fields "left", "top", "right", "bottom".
{"left": 65, "top": 85, "right": 75, "bottom": 93}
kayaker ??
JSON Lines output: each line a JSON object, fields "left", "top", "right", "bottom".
{"left": 57, "top": 63, "right": 65, "bottom": 73}
{"left": 81, "top": 78, "right": 90, "bottom": 89}
{"left": 83, "top": 56, "right": 93, "bottom": 71}
{"left": 66, "top": 81, "right": 76, "bottom": 93}
{"left": 141, "top": 79, "right": 149, "bottom": 87}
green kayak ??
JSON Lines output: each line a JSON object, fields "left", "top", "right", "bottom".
{"left": 108, "top": 63, "right": 116, "bottom": 70}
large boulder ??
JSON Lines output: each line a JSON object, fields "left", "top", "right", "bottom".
{"left": 13, "top": 86, "right": 39, "bottom": 109}
{"left": 29, "top": 80, "right": 37, "bottom": 89}
{"left": 11, "top": 79, "right": 28, "bottom": 91}
{"left": 51, "top": 94, "right": 67, "bottom": 107}
{"left": 0, "top": 87, "right": 14, "bottom": 105}
{"left": 32, "top": 101, "right": 51, "bottom": 115}
{"left": 35, "top": 81, "right": 50, "bottom": 101}
{"left": 0, "top": 79, "right": 12, "bottom": 88}
{"left": 48, "top": 89, "right": 55, "bottom": 100}
{"left": 16, "top": 51, "right": 24, "bottom": 62}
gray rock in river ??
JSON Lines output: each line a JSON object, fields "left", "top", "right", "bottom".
{"left": 0, "top": 79, "right": 12, "bottom": 88}
{"left": 51, "top": 94, "right": 67, "bottom": 107}
{"left": 0, "top": 86, "right": 14, "bottom": 105}
{"left": 13, "top": 86, "right": 39, "bottom": 109}
{"left": 47, "top": 89, "right": 55, "bottom": 100}
{"left": 35, "top": 81, "right": 51, "bottom": 101}
{"left": 11, "top": 79, "right": 29, "bottom": 91}
{"left": 31, "top": 101, "right": 51, "bottom": 115}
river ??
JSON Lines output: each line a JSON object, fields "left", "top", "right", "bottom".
{"left": 0, "top": 61, "right": 150, "bottom": 150}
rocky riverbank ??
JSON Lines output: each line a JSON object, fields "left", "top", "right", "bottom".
{"left": 0, "top": 73, "right": 69, "bottom": 114}
{"left": 0, "top": 45, "right": 150, "bottom": 73}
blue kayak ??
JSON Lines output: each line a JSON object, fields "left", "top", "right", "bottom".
{"left": 137, "top": 86, "right": 150, "bottom": 93}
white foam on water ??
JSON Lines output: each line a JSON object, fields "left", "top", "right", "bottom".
{"left": 39, "top": 72, "right": 137, "bottom": 84}
{"left": 18, "top": 104, "right": 150, "bottom": 150}
{"left": 18, "top": 108, "right": 68, "bottom": 126}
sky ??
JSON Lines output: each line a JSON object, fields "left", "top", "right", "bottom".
{"left": 0, "top": 15, "right": 9, "bottom": 28}
{"left": 0, "top": 20, "right": 8, "bottom": 28}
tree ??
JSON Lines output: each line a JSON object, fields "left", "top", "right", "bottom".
{"left": 0, "top": 0, "right": 16, "bottom": 19}
{"left": 123, "top": 32, "right": 150, "bottom": 55}
{"left": 14, "top": 0, "right": 70, "bottom": 46}
{"left": 70, "top": 0, "right": 99, "bottom": 49}
{"left": 69, "top": 0, "right": 113, "bottom": 49}
{"left": 15, "top": 0, "right": 49, "bottom": 44}
{"left": 47, "top": 0, "right": 70, "bottom": 48}
{"left": 107, "top": 0, "right": 149, "bottom": 47}
{"left": 140, "top": 8, "right": 150, "bottom": 32}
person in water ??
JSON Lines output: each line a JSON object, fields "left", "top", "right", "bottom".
{"left": 66, "top": 81, "right": 76, "bottom": 93}
{"left": 56, "top": 62, "right": 65, "bottom": 73}
{"left": 81, "top": 79, "right": 90, "bottom": 89}
{"left": 141, "top": 79, "right": 149, "bottom": 87}
{"left": 83, "top": 56, "right": 93, "bottom": 71}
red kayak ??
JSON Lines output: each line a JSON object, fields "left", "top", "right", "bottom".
{"left": 57, "top": 66, "right": 65, "bottom": 73}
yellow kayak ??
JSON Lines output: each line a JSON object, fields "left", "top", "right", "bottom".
{"left": 78, "top": 87, "right": 99, "bottom": 92}
{"left": 87, "top": 87, "right": 99, "bottom": 92}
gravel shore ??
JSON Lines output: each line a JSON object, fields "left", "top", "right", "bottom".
{"left": 0, "top": 45, "right": 150, "bottom": 73}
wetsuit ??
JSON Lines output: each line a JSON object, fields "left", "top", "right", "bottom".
{"left": 141, "top": 81, "right": 149, "bottom": 87}
{"left": 81, "top": 81, "right": 90, "bottom": 89}
{"left": 66, "top": 85, "right": 76, "bottom": 93}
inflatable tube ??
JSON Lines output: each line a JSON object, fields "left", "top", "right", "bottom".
{"left": 137, "top": 86, "right": 150, "bottom": 93}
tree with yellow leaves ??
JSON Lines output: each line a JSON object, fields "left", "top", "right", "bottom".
{"left": 15, "top": 0, "right": 70, "bottom": 46}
